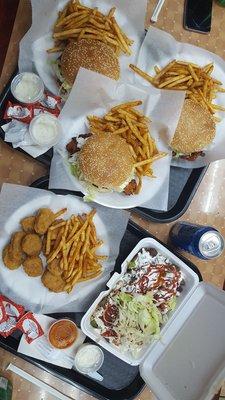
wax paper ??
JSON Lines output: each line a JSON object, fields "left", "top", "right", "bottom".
{"left": 2, "top": 121, "right": 51, "bottom": 158}
{"left": 135, "top": 27, "right": 225, "bottom": 168}
{"left": 18, "top": 314, "right": 85, "bottom": 369}
{"left": 19, "top": 0, "right": 147, "bottom": 95}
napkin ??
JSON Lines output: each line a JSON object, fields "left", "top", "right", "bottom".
{"left": 18, "top": 314, "right": 85, "bottom": 369}
{"left": 135, "top": 27, "right": 225, "bottom": 168}
{"left": 0, "top": 183, "right": 129, "bottom": 313}
{"left": 18, "top": 0, "right": 147, "bottom": 95}
{"left": 49, "top": 68, "right": 185, "bottom": 211}
{"left": 2, "top": 120, "right": 51, "bottom": 158}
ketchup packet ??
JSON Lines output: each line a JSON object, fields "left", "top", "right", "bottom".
{"left": 0, "top": 295, "right": 25, "bottom": 320}
{"left": 36, "top": 91, "right": 61, "bottom": 110}
{"left": 33, "top": 105, "right": 60, "bottom": 118}
{"left": 4, "top": 101, "right": 33, "bottom": 124}
{"left": 17, "top": 312, "right": 44, "bottom": 343}
{"left": 0, "top": 316, "right": 17, "bottom": 338}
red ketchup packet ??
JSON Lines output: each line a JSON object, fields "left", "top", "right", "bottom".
{"left": 0, "top": 316, "right": 17, "bottom": 338}
{"left": 33, "top": 105, "right": 60, "bottom": 118}
{"left": 0, "top": 295, "right": 25, "bottom": 320}
{"left": 4, "top": 101, "right": 33, "bottom": 124}
{"left": 36, "top": 91, "right": 61, "bottom": 110}
{"left": 4, "top": 91, "right": 61, "bottom": 125}
{"left": 17, "top": 312, "right": 44, "bottom": 344}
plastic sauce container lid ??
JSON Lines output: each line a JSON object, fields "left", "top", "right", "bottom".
{"left": 29, "top": 113, "right": 62, "bottom": 147}
{"left": 11, "top": 72, "right": 44, "bottom": 104}
{"left": 74, "top": 344, "right": 104, "bottom": 374}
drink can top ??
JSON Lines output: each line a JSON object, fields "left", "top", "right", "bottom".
{"left": 199, "top": 230, "right": 224, "bottom": 259}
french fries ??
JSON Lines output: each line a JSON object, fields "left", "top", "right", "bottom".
{"left": 45, "top": 209, "right": 106, "bottom": 293}
{"left": 88, "top": 101, "right": 166, "bottom": 194}
{"left": 48, "top": 0, "right": 133, "bottom": 56}
{"left": 129, "top": 61, "right": 225, "bottom": 122}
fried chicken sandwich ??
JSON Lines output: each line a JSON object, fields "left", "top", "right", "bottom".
{"left": 171, "top": 99, "right": 216, "bottom": 161}
{"left": 71, "top": 133, "right": 135, "bottom": 195}
{"left": 53, "top": 39, "right": 120, "bottom": 96}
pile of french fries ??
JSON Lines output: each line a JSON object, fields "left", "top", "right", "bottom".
{"left": 48, "top": 0, "right": 133, "bottom": 56}
{"left": 88, "top": 101, "right": 166, "bottom": 194}
{"left": 45, "top": 208, "right": 106, "bottom": 293}
{"left": 130, "top": 61, "right": 225, "bottom": 122}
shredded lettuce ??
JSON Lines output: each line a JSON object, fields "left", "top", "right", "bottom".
{"left": 113, "top": 293, "right": 163, "bottom": 356}
{"left": 127, "top": 260, "right": 136, "bottom": 270}
{"left": 70, "top": 162, "right": 80, "bottom": 178}
{"left": 52, "top": 59, "right": 72, "bottom": 98}
{"left": 172, "top": 150, "right": 185, "bottom": 158}
{"left": 167, "top": 296, "right": 177, "bottom": 311}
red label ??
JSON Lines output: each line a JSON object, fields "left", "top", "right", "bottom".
{"left": 4, "top": 101, "right": 33, "bottom": 123}
{"left": 33, "top": 105, "right": 60, "bottom": 117}
{"left": 0, "top": 316, "right": 17, "bottom": 337}
{"left": 0, "top": 295, "right": 25, "bottom": 320}
{"left": 36, "top": 91, "right": 61, "bottom": 110}
{"left": 17, "top": 312, "right": 44, "bottom": 343}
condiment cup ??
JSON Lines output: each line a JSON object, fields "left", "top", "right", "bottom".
{"left": 74, "top": 344, "right": 104, "bottom": 374}
{"left": 47, "top": 319, "right": 78, "bottom": 350}
{"left": 11, "top": 72, "right": 44, "bottom": 104}
{"left": 29, "top": 113, "right": 62, "bottom": 147}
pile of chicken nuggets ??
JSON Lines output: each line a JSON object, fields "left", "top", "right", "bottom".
{"left": 2, "top": 207, "right": 105, "bottom": 294}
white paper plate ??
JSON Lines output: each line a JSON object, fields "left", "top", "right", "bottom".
{"left": 0, "top": 193, "right": 109, "bottom": 313}
{"left": 63, "top": 152, "right": 170, "bottom": 209}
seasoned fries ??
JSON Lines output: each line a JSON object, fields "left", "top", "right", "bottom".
{"left": 45, "top": 209, "right": 106, "bottom": 293}
{"left": 48, "top": 0, "right": 133, "bottom": 56}
{"left": 130, "top": 61, "right": 225, "bottom": 122}
{"left": 87, "top": 101, "right": 166, "bottom": 194}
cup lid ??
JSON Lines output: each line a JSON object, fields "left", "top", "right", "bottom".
{"left": 11, "top": 72, "right": 44, "bottom": 104}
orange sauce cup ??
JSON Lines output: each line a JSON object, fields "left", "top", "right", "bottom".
{"left": 48, "top": 319, "right": 78, "bottom": 349}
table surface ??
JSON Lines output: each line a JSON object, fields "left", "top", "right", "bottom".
{"left": 0, "top": 0, "right": 225, "bottom": 399}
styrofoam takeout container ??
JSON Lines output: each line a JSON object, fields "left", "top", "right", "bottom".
{"left": 81, "top": 238, "right": 225, "bottom": 400}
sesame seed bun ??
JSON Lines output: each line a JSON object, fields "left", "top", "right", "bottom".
{"left": 78, "top": 134, "right": 134, "bottom": 190}
{"left": 61, "top": 39, "right": 120, "bottom": 85}
{"left": 171, "top": 99, "right": 216, "bottom": 155}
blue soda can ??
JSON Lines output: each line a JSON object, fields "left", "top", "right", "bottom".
{"left": 169, "top": 221, "right": 224, "bottom": 259}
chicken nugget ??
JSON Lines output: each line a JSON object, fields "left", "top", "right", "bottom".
{"left": 10, "top": 231, "right": 26, "bottom": 260}
{"left": 34, "top": 208, "right": 55, "bottom": 235}
{"left": 23, "top": 256, "right": 43, "bottom": 277}
{"left": 42, "top": 236, "right": 47, "bottom": 256}
{"left": 22, "top": 234, "right": 42, "bottom": 256}
{"left": 47, "top": 258, "right": 62, "bottom": 277}
{"left": 21, "top": 216, "right": 35, "bottom": 233}
{"left": 2, "top": 245, "right": 21, "bottom": 270}
{"left": 41, "top": 270, "right": 66, "bottom": 293}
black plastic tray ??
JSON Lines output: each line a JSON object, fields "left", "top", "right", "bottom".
{"left": 0, "top": 71, "right": 53, "bottom": 166}
{"left": 0, "top": 176, "right": 202, "bottom": 400}
{"left": 136, "top": 165, "right": 207, "bottom": 223}
{"left": 0, "top": 73, "right": 207, "bottom": 221}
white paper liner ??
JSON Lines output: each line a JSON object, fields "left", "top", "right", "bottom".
{"left": 0, "top": 183, "right": 129, "bottom": 313}
{"left": 135, "top": 27, "right": 225, "bottom": 168}
{"left": 18, "top": 314, "right": 86, "bottom": 369}
{"left": 2, "top": 121, "right": 50, "bottom": 158}
{"left": 49, "top": 68, "right": 185, "bottom": 210}
{"left": 19, "top": 0, "right": 147, "bottom": 95}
